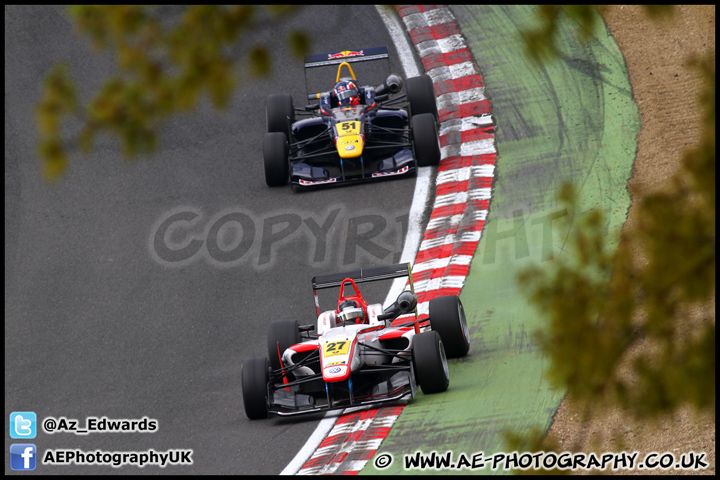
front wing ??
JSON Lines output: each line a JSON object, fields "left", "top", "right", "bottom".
{"left": 267, "top": 363, "right": 417, "bottom": 417}
{"left": 291, "top": 148, "right": 416, "bottom": 187}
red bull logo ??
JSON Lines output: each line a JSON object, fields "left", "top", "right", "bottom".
{"left": 328, "top": 50, "right": 364, "bottom": 60}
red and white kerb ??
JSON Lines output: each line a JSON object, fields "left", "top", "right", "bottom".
{"left": 297, "top": 5, "right": 496, "bottom": 475}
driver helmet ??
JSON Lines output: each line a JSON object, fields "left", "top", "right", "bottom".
{"left": 337, "top": 299, "right": 366, "bottom": 324}
{"left": 333, "top": 79, "right": 360, "bottom": 106}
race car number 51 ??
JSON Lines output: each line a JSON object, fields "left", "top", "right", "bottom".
{"left": 323, "top": 341, "right": 350, "bottom": 357}
{"left": 338, "top": 122, "right": 360, "bottom": 136}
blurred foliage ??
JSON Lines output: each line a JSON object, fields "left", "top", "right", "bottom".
{"left": 513, "top": 4, "right": 715, "bottom": 473}
{"left": 35, "top": 5, "right": 310, "bottom": 181}
{"left": 521, "top": 5, "right": 674, "bottom": 61}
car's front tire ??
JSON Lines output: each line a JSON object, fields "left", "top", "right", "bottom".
{"left": 407, "top": 74, "right": 439, "bottom": 122}
{"left": 429, "top": 295, "right": 470, "bottom": 358}
{"left": 267, "top": 319, "right": 300, "bottom": 373}
{"left": 242, "top": 356, "right": 270, "bottom": 420}
{"left": 412, "top": 330, "right": 450, "bottom": 394}
{"left": 412, "top": 113, "right": 441, "bottom": 167}
{"left": 266, "top": 93, "right": 295, "bottom": 137}
{"left": 263, "top": 132, "right": 289, "bottom": 187}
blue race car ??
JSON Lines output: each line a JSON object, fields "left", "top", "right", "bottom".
{"left": 263, "top": 47, "right": 440, "bottom": 189}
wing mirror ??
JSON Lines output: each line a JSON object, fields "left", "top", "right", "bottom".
{"left": 378, "top": 290, "right": 417, "bottom": 322}
{"left": 386, "top": 74, "right": 402, "bottom": 94}
{"left": 375, "top": 73, "right": 403, "bottom": 96}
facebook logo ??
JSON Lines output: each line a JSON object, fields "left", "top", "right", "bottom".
{"left": 10, "top": 444, "right": 37, "bottom": 471}
{"left": 10, "top": 411, "right": 37, "bottom": 439}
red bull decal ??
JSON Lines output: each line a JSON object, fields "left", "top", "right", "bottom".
{"left": 328, "top": 50, "right": 364, "bottom": 60}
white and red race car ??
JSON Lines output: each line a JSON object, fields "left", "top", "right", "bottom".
{"left": 242, "top": 263, "right": 470, "bottom": 419}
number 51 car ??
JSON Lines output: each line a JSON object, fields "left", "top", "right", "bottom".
{"left": 263, "top": 47, "right": 441, "bottom": 189}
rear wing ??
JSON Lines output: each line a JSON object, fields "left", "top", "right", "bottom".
{"left": 311, "top": 263, "right": 416, "bottom": 319}
{"left": 304, "top": 47, "right": 389, "bottom": 69}
{"left": 312, "top": 262, "right": 413, "bottom": 290}
{"left": 303, "top": 47, "right": 390, "bottom": 102}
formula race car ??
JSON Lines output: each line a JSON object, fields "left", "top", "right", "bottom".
{"left": 263, "top": 47, "right": 441, "bottom": 189}
{"left": 241, "top": 263, "right": 470, "bottom": 419}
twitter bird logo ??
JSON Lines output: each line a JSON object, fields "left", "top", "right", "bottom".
{"left": 10, "top": 412, "right": 37, "bottom": 439}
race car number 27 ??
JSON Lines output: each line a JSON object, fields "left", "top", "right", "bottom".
{"left": 323, "top": 341, "right": 350, "bottom": 357}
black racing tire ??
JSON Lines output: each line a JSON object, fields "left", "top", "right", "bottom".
{"left": 266, "top": 93, "right": 295, "bottom": 136}
{"left": 429, "top": 295, "right": 470, "bottom": 358}
{"left": 412, "top": 331, "right": 449, "bottom": 394}
{"left": 263, "top": 132, "right": 289, "bottom": 187}
{"left": 406, "top": 74, "right": 439, "bottom": 122}
{"left": 242, "top": 356, "right": 270, "bottom": 420}
{"left": 267, "top": 319, "right": 300, "bottom": 373}
{"left": 412, "top": 113, "right": 441, "bottom": 167}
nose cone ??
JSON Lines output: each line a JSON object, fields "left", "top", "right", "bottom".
{"left": 336, "top": 135, "right": 364, "bottom": 158}
{"left": 322, "top": 364, "right": 349, "bottom": 382}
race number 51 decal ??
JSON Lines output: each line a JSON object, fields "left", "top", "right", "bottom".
{"left": 337, "top": 122, "right": 360, "bottom": 136}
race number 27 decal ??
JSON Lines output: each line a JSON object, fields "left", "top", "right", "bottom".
{"left": 323, "top": 341, "right": 350, "bottom": 357}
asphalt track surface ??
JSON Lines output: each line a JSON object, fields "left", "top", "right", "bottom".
{"left": 5, "top": 6, "right": 421, "bottom": 475}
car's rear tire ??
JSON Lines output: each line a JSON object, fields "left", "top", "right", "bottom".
{"left": 242, "top": 356, "right": 270, "bottom": 420}
{"left": 412, "top": 113, "right": 441, "bottom": 167}
{"left": 429, "top": 295, "right": 470, "bottom": 358}
{"left": 267, "top": 319, "right": 300, "bottom": 373}
{"left": 266, "top": 93, "right": 295, "bottom": 137}
{"left": 412, "top": 331, "right": 449, "bottom": 394}
{"left": 263, "top": 132, "right": 289, "bottom": 186}
{"left": 407, "top": 74, "right": 439, "bottom": 122}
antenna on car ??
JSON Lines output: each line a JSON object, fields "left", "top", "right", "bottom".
{"left": 302, "top": 47, "right": 389, "bottom": 103}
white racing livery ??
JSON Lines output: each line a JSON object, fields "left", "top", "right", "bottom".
{"left": 242, "top": 263, "right": 470, "bottom": 419}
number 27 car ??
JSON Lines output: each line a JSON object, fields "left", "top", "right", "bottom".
{"left": 241, "top": 263, "right": 470, "bottom": 419}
